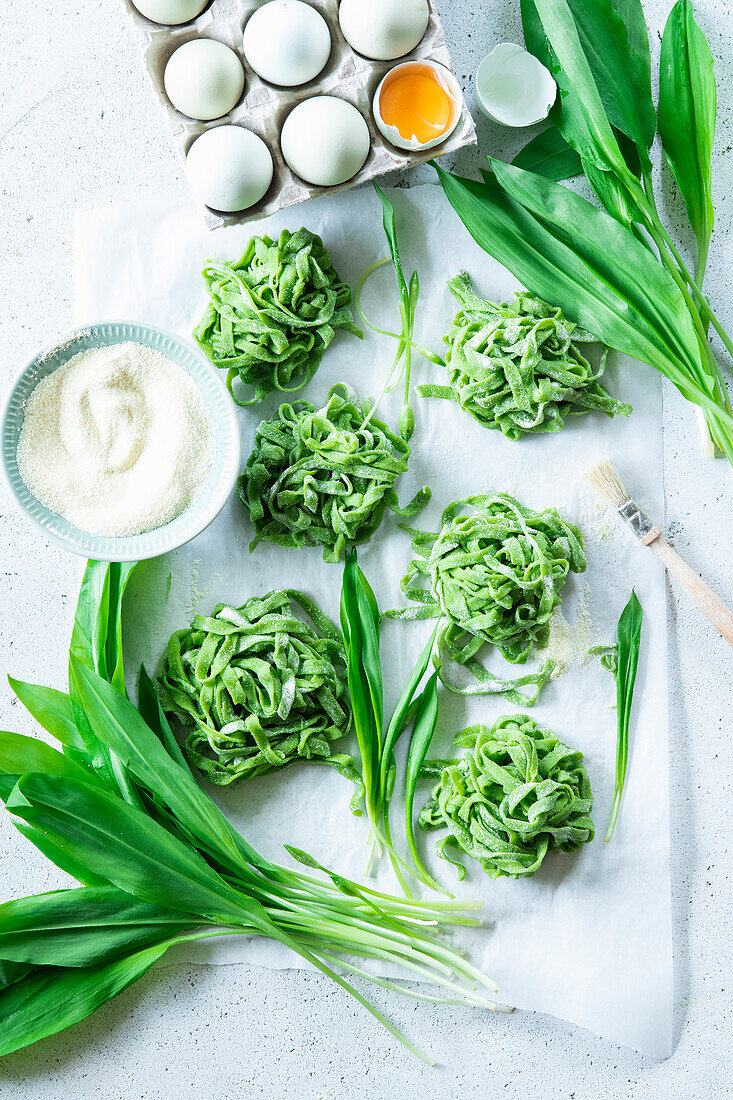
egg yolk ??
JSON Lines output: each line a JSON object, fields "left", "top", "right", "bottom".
{"left": 379, "top": 64, "right": 455, "bottom": 145}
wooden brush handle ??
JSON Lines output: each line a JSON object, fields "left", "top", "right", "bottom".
{"left": 642, "top": 527, "right": 733, "bottom": 646}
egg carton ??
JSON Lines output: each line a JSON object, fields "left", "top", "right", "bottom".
{"left": 121, "top": 0, "right": 477, "bottom": 228}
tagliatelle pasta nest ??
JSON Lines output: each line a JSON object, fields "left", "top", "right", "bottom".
{"left": 389, "top": 493, "right": 586, "bottom": 703}
{"left": 419, "top": 715, "right": 594, "bottom": 879}
{"left": 420, "top": 272, "right": 631, "bottom": 439}
{"left": 239, "top": 383, "right": 431, "bottom": 563}
{"left": 194, "top": 228, "right": 362, "bottom": 405}
{"left": 158, "top": 589, "right": 360, "bottom": 791}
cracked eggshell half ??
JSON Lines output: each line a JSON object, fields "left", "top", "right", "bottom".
{"left": 186, "top": 126, "right": 273, "bottom": 211}
{"left": 338, "top": 0, "right": 429, "bottom": 61}
{"left": 164, "top": 39, "right": 245, "bottom": 121}
{"left": 281, "top": 96, "right": 370, "bottom": 186}
{"left": 131, "top": 0, "right": 209, "bottom": 23}
{"left": 373, "top": 60, "right": 462, "bottom": 152}
{"left": 475, "top": 43, "right": 557, "bottom": 127}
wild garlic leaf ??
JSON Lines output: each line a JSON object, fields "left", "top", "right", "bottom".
{"left": 605, "top": 590, "right": 643, "bottom": 841}
{"left": 0, "top": 886, "right": 193, "bottom": 968}
{"left": 608, "top": 0, "right": 652, "bottom": 81}
{"left": 487, "top": 160, "right": 704, "bottom": 373}
{"left": 7, "top": 678, "right": 84, "bottom": 752}
{"left": 0, "top": 941, "right": 172, "bottom": 1059}
{"left": 0, "top": 731, "right": 104, "bottom": 800}
{"left": 521, "top": 0, "right": 646, "bottom": 173}
{"left": 69, "top": 658, "right": 253, "bottom": 877}
{"left": 7, "top": 772, "right": 267, "bottom": 929}
{"left": 658, "top": 0, "right": 716, "bottom": 267}
{"left": 13, "top": 822, "right": 112, "bottom": 888}
{"left": 512, "top": 126, "right": 583, "bottom": 182}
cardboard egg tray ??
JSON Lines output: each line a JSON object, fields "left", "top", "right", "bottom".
{"left": 121, "top": 0, "right": 477, "bottom": 229}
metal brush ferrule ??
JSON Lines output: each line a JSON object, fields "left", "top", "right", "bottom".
{"left": 618, "top": 498, "right": 659, "bottom": 541}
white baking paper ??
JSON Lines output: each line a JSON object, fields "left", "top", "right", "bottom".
{"left": 74, "top": 185, "right": 672, "bottom": 1058}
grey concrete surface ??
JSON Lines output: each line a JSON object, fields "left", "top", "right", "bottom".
{"left": 0, "top": 1, "right": 731, "bottom": 1097}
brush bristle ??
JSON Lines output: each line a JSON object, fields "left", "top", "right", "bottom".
{"left": 583, "top": 457, "right": 632, "bottom": 508}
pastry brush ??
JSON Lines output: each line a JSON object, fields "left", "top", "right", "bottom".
{"left": 584, "top": 457, "right": 733, "bottom": 647}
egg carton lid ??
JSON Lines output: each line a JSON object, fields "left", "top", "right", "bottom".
{"left": 121, "top": 0, "right": 477, "bottom": 228}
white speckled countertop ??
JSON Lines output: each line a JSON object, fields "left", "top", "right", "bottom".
{"left": 0, "top": 1, "right": 730, "bottom": 1096}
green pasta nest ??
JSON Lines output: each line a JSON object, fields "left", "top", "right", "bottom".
{"left": 419, "top": 715, "right": 594, "bottom": 879}
{"left": 398, "top": 493, "right": 586, "bottom": 664}
{"left": 158, "top": 589, "right": 357, "bottom": 788}
{"left": 389, "top": 494, "right": 586, "bottom": 704}
{"left": 194, "top": 228, "right": 362, "bottom": 405}
{"left": 239, "top": 383, "right": 431, "bottom": 563}
{"left": 422, "top": 272, "right": 631, "bottom": 439}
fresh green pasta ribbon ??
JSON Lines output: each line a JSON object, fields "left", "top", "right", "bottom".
{"left": 387, "top": 493, "right": 586, "bottom": 703}
{"left": 419, "top": 714, "right": 594, "bottom": 879}
{"left": 239, "top": 383, "right": 430, "bottom": 563}
{"left": 418, "top": 272, "right": 631, "bottom": 439}
{"left": 158, "top": 589, "right": 360, "bottom": 794}
{"left": 194, "top": 228, "right": 362, "bottom": 405}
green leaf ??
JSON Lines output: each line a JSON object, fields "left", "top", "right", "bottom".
{"left": 512, "top": 127, "right": 583, "bottom": 181}
{"left": 0, "top": 941, "right": 172, "bottom": 1058}
{"left": 0, "top": 960, "right": 32, "bottom": 991}
{"left": 13, "top": 822, "right": 116, "bottom": 887}
{"left": 380, "top": 622, "right": 440, "bottom": 800}
{"left": 7, "top": 679, "right": 84, "bottom": 751}
{"left": 487, "top": 159, "right": 702, "bottom": 372}
{"left": 609, "top": 0, "right": 652, "bottom": 80}
{"left": 658, "top": 0, "right": 716, "bottom": 263}
{"left": 7, "top": 773, "right": 268, "bottom": 929}
{"left": 0, "top": 731, "right": 104, "bottom": 796}
{"left": 0, "top": 886, "right": 193, "bottom": 967}
{"left": 524, "top": 0, "right": 655, "bottom": 155}
{"left": 106, "top": 562, "right": 138, "bottom": 694}
{"left": 137, "top": 665, "right": 187, "bottom": 769}
{"left": 521, "top": 0, "right": 634, "bottom": 172}
{"left": 340, "top": 549, "right": 381, "bottom": 815}
{"left": 605, "top": 589, "right": 643, "bottom": 840}
{"left": 67, "top": 562, "right": 143, "bottom": 807}
{"left": 404, "top": 672, "right": 441, "bottom": 886}
{"left": 68, "top": 657, "right": 252, "bottom": 878}
{"left": 582, "top": 156, "right": 639, "bottom": 228}
{"left": 69, "top": 560, "right": 114, "bottom": 678}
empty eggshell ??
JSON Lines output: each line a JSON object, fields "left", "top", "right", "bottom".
{"left": 281, "top": 96, "right": 370, "bottom": 186}
{"left": 186, "top": 126, "right": 273, "bottom": 211}
{"left": 475, "top": 43, "right": 557, "bottom": 127}
{"left": 243, "top": 1, "right": 331, "bottom": 87}
{"left": 164, "top": 39, "right": 245, "bottom": 121}
{"left": 338, "top": 0, "right": 429, "bottom": 61}
{"left": 131, "top": 0, "right": 209, "bottom": 24}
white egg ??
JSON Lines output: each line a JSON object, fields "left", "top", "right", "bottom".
{"left": 131, "top": 0, "right": 209, "bottom": 25}
{"left": 243, "top": 1, "right": 331, "bottom": 88}
{"left": 186, "top": 126, "right": 273, "bottom": 211}
{"left": 164, "top": 39, "right": 245, "bottom": 121}
{"left": 281, "top": 96, "right": 370, "bottom": 187}
{"left": 338, "top": 0, "right": 429, "bottom": 61}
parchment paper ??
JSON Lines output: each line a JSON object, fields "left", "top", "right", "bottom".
{"left": 74, "top": 185, "right": 672, "bottom": 1057}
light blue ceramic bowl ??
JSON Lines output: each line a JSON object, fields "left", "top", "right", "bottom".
{"left": 1, "top": 321, "right": 241, "bottom": 562}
